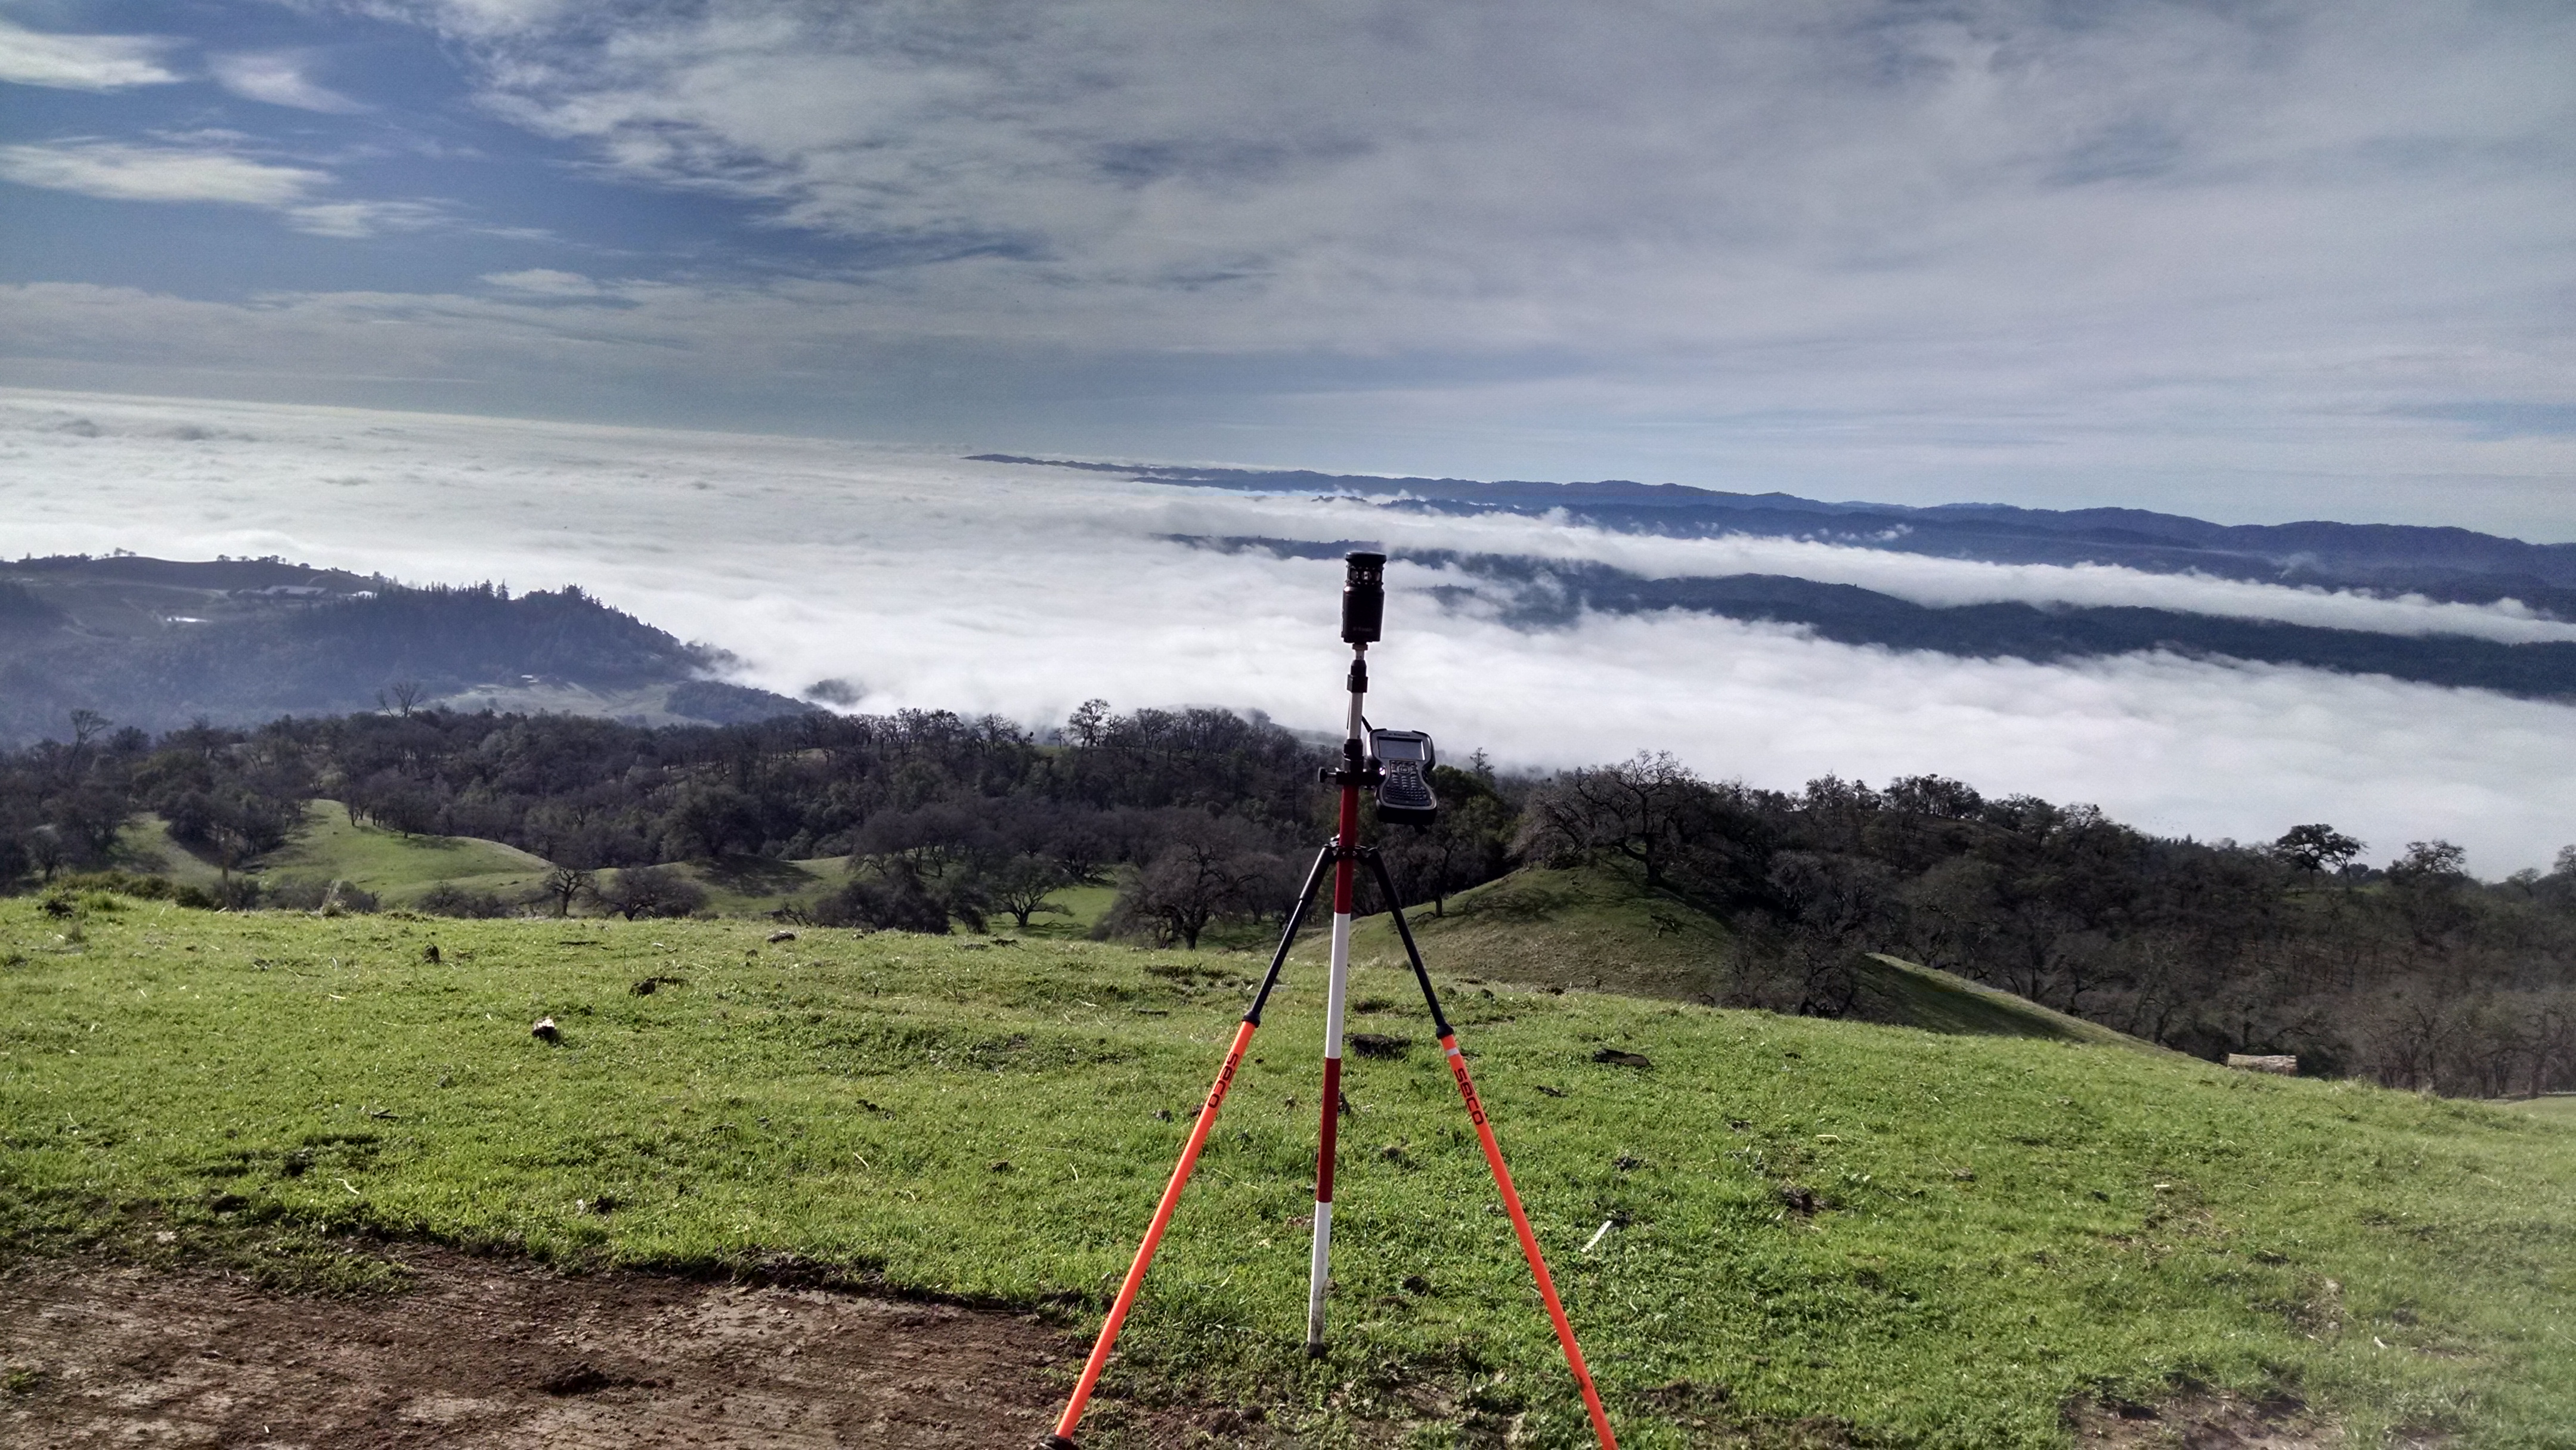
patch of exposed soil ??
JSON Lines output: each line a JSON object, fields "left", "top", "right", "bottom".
{"left": 0, "top": 1247, "right": 1211, "bottom": 1448}
{"left": 2066, "top": 1393, "right": 2349, "bottom": 1449}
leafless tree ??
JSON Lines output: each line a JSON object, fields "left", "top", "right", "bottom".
{"left": 541, "top": 867, "right": 596, "bottom": 918}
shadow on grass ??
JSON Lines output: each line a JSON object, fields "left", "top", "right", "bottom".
{"left": 698, "top": 854, "right": 828, "bottom": 895}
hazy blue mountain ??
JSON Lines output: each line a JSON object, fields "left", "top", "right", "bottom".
{"left": 1177, "top": 537, "right": 2576, "bottom": 701}
{"left": 984, "top": 456, "right": 2576, "bottom": 612}
{"left": 0, "top": 555, "right": 816, "bottom": 744}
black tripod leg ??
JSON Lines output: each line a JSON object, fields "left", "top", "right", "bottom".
{"left": 1360, "top": 849, "right": 1453, "bottom": 1038}
{"left": 1245, "top": 841, "right": 1336, "bottom": 1027}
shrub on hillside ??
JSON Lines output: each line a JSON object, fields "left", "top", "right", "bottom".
{"left": 810, "top": 860, "right": 952, "bottom": 933}
{"left": 47, "top": 870, "right": 177, "bottom": 901}
{"left": 598, "top": 865, "right": 707, "bottom": 920}
{"left": 417, "top": 882, "right": 513, "bottom": 918}
{"left": 267, "top": 878, "right": 381, "bottom": 914}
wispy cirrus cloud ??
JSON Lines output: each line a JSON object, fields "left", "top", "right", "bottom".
{"left": 0, "top": 17, "right": 181, "bottom": 91}
{"left": 0, "top": 139, "right": 469, "bottom": 238}
{"left": 209, "top": 52, "right": 369, "bottom": 114}
{"left": 481, "top": 268, "right": 606, "bottom": 296}
{"left": 0, "top": 140, "right": 325, "bottom": 207}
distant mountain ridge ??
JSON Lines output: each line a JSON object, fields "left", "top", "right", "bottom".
{"left": 977, "top": 454, "right": 2576, "bottom": 612}
{"left": 1178, "top": 535, "right": 2576, "bottom": 701}
{"left": 0, "top": 554, "right": 815, "bottom": 745}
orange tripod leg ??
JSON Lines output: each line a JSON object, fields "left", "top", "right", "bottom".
{"left": 1362, "top": 847, "right": 1617, "bottom": 1449}
{"left": 1041, "top": 1018, "right": 1255, "bottom": 1447}
{"left": 1442, "top": 1033, "right": 1620, "bottom": 1449}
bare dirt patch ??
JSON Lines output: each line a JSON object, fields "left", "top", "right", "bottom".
{"left": 2066, "top": 1393, "right": 2349, "bottom": 1449}
{"left": 0, "top": 1247, "right": 1168, "bottom": 1448}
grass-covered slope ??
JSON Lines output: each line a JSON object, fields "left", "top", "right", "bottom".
{"left": 257, "top": 802, "right": 555, "bottom": 903}
{"left": 112, "top": 815, "right": 233, "bottom": 891}
{"left": 1330, "top": 861, "right": 1740, "bottom": 1002}
{"left": 250, "top": 804, "right": 853, "bottom": 915}
{"left": 5, "top": 897, "right": 2572, "bottom": 1446}
{"left": 667, "top": 853, "right": 843, "bottom": 917}
{"left": 1338, "top": 863, "right": 2160, "bottom": 1052}
{"left": 117, "top": 801, "right": 867, "bottom": 917}
{"left": 1849, "top": 954, "right": 2169, "bottom": 1054}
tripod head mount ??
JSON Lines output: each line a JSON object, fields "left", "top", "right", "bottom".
{"left": 1322, "top": 550, "right": 1439, "bottom": 825}
{"left": 1341, "top": 552, "right": 1385, "bottom": 645}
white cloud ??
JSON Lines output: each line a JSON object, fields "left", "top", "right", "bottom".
{"left": 0, "top": 141, "right": 326, "bottom": 206}
{"left": 3, "top": 386, "right": 2569, "bottom": 875}
{"left": 209, "top": 52, "right": 369, "bottom": 114}
{"left": 0, "top": 143, "right": 465, "bottom": 240}
{"left": 396, "top": 0, "right": 2576, "bottom": 374}
{"left": 0, "top": 18, "right": 181, "bottom": 91}
{"left": 4, "top": 1, "right": 2558, "bottom": 533}
{"left": 286, "top": 199, "right": 450, "bottom": 238}
{"left": 481, "top": 268, "right": 603, "bottom": 296}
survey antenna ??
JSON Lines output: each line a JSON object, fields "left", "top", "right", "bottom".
{"left": 1038, "top": 552, "right": 1618, "bottom": 1450}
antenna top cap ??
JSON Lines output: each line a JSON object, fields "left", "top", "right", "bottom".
{"left": 1342, "top": 552, "right": 1386, "bottom": 643}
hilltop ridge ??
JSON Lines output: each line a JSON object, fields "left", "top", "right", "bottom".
{"left": 0, "top": 554, "right": 815, "bottom": 743}
{"left": 980, "top": 454, "right": 2576, "bottom": 608}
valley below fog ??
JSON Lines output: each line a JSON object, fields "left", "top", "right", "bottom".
{"left": 5, "top": 385, "right": 2572, "bottom": 874}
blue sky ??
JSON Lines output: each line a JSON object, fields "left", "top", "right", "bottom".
{"left": 3, "top": 1, "right": 2572, "bottom": 535}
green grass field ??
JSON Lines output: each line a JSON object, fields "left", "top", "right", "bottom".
{"left": 5, "top": 892, "right": 2573, "bottom": 1446}
{"left": 249, "top": 803, "right": 555, "bottom": 904}
{"left": 1331, "top": 863, "right": 2157, "bottom": 1055}
{"left": 133, "top": 801, "right": 857, "bottom": 917}
{"left": 112, "top": 815, "right": 233, "bottom": 891}
{"left": 1329, "top": 862, "right": 1739, "bottom": 1002}
{"left": 1850, "top": 954, "right": 2171, "bottom": 1053}
{"left": 668, "top": 853, "right": 844, "bottom": 918}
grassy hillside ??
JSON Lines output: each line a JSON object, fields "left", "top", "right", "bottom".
{"left": 1327, "top": 861, "right": 1739, "bottom": 1002}
{"left": 256, "top": 802, "right": 555, "bottom": 903}
{"left": 0, "top": 556, "right": 815, "bottom": 743}
{"left": 112, "top": 815, "right": 232, "bottom": 891}
{"left": 1332, "top": 863, "right": 2160, "bottom": 1052}
{"left": 241, "top": 804, "right": 859, "bottom": 916}
{"left": 668, "top": 854, "right": 843, "bottom": 918}
{"left": 5, "top": 893, "right": 2573, "bottom": 1446}
{"left": 1849, "top": 954, "right": 2170, "bottom": 1054}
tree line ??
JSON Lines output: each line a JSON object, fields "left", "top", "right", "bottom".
{"left": 3, "top": 703, "right": 2570, "bottom": 1098}
{"left": 1512, "top": 754, "right": 2576, "bottom": 1098}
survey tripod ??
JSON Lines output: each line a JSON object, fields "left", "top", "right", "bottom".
{"left": 1040, "top": 553, "right": 1617, "bottom": 1450}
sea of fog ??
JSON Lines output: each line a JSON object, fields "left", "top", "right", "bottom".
{"left": 4, "top": 386, "right": 2571, "bottom": 875}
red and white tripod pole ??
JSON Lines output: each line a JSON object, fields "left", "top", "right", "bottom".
{"left": 1306, "top": 620, "right": 1370, "bottom": 1356}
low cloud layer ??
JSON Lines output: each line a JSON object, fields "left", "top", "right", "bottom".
{"left": 4, "top": 388, "right": 2568, "bottom": 875}
{"left": 1169, "top": 497, "right": 2576, "bottom": 644}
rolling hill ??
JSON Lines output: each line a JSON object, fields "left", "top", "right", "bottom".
{"left": 0, "top": 554, "right": 816, "bottom": 744}
{"left": 1321, "top": 859, "right": 2160, "bottom": 1052}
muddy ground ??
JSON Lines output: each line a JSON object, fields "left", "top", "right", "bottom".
{"left": 2, "top": 1247, "right": 2397, "bottom": 1449}
{"left": 0, "top": 1247, "right": 1227, "bottom": 1449}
